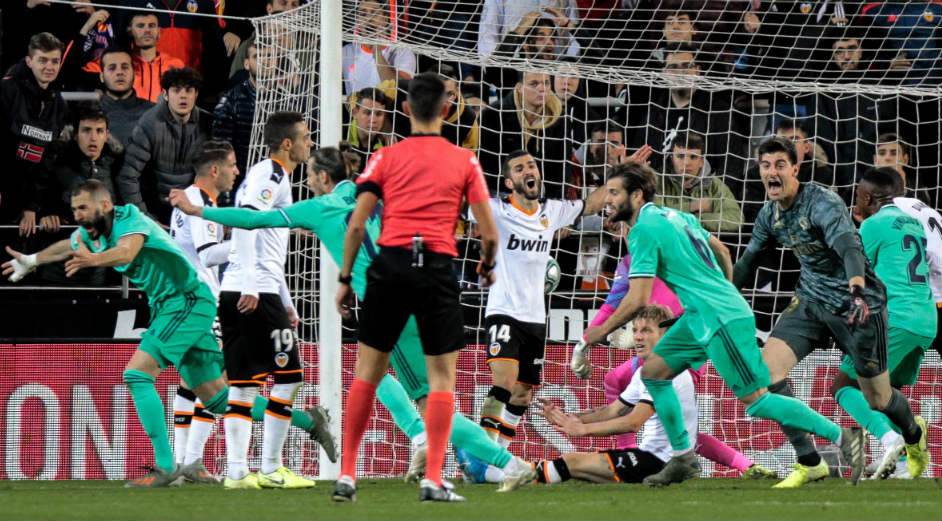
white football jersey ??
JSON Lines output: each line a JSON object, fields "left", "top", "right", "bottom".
{"left": 171, "top": 185, "right": 224, "bottom": 298}
{"left": 221, "top": 159, "right": 292, "bottom": 295}
{"left": 894, "top": 196, "right": 942, "bottom": 303}
{"left": 484, "top": 196, "right": 584, "bottom": 324}
{"left": 619, "top": 369, "right": 698, "bottom": 463}
{"left": 341, "top": 43, "right": 416, "bottom": 95}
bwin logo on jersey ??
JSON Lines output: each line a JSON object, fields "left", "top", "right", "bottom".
{"left": 506, "top": 233, "right": 549, "bottom": 252}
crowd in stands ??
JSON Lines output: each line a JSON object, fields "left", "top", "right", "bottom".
{"left": 0, "top": 0, "right": 939, "bottom": 289}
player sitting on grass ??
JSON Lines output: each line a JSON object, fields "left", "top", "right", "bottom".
{"left": 831, "top": 168, "right": 934, "bottom": 480}
{"left": 579, "top": 161, "right": 864, "bottom": 488}
{"left": 3, "top": 180, "right": 245, "bottom": 487}
{"left": 168, "top": 144, "right": 536, "bottom": 494}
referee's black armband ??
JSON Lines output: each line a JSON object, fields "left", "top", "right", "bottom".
{"left": 355, "top": 181, "right": 382, "bottom": 199}
{"left": 832, "top": 232, "right": 866, "bottom": 280}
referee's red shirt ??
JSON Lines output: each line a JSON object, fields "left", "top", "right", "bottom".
{"left": 355, "top": 135, "right": 489, "bottom": 257}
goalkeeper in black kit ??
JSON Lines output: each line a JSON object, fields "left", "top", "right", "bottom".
{"left": 732, "top": 137, "right": 928, "bottom": 488}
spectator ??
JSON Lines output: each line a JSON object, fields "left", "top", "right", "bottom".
{"left": 118, "top": 67, "right": 205, "bottom": 226}
{"left": 484, "top": 11, "right": 572, "bottom": 94}
{"left": 648, "top": 9, "right": 698, "bottom": 66}
{"left": 38, "top": 102, "right": 123, "bottom": 228}
{"left": 574, "top": 122, "right": 628, "bottom": 198}
{"left": 870, "top": 133, "right": 931, "bottom": 204}
{"left": 228, "top": 0, "right": 302, "bottom": 86}
{"left": 478, "top": 1, "right": 579, "bottom": 60}
{"left": 736, "top": 119, "right": 842, "bottom": 222}
{"left": 213, "top": 43, "right": 258, "bottom": 179}
{"left": 345, "top": 87, "right": 397, "bottom": 169}
{"left": 341, "top": 0, "right": 416, "bottom": 95}
{"left": 0, "top": 32, "right": 69, "bottom": 236}
{"left": 436, "top": 65, "right": 480, "bottom": 151}
{"left": 624, "top": 43, "right": 750, "bottom": 179}
{"left": 479, "top": 70, "right": 569, "bottom": 198}
{"left": 86, "top": 12, "right": 185, "bottom": 103}
{"left": 858, "top": 1, "right": 942, "bottom": 85}
{"left": 656, "top": 130, "right": 743, "bottom": 233}
{"left": 819, "top": 26, "right": 870, "bottom": 82}
{"left": 553, "top": 58, "right": 602, "bottom": 156}
{"left": 97, "top": 47, "right": 154, "bottom": 146}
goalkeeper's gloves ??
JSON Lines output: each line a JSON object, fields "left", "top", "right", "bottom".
{"left": 570, "top": 340, "right": 592, "bottom": 379}
{"left": 846, "top": 285, "right": 869, "bottom": 331}
{"left": 7, "top": 253, "right": 37, "bottom": 282}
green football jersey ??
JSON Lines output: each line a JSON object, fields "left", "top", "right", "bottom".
{"left": 202, "top": 180, "right": 382, "bottom": 297}
{"left": 859, "top": 205, "right": 936, "bottom": 338}
{"left": 628, "top": 203, "right": 753, "bottom": 343}
{"left": 71, "top": 204, "right": 208, "bottom": 308}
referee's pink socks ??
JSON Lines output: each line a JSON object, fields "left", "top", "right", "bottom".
{"left": 341, "top": 378, "right": 378, "bottom": 480}
{"left": 425, "top": 391, "right": 455, "bottom": 487}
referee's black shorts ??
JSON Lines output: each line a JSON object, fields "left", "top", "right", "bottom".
{"left": 358, "top": 247, "right": 465, "bottom": 356}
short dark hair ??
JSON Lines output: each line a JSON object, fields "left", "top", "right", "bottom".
{"left": 610, "top": 161, "right": 657, "bottom": 202}
{"left": 589, "top": 121, "right": 625, "bottom": 140}
{"left": 264, "top": 111, "right": 305, "bottom": 149}
{"left": 671, "top": 130, "right": 705, "bottom": 152}
{"left": 71, "top": 178, "right": 113, "bottom": 201}
{"left": 352, "top": 87, "right": 392, "bottom": 111}
{"left": 160, "top": 67, "right": 202, "bottom": 91}
{"left": 757, "top": 136, "right": 799, "bottom": 165}
{"left": 407, "top": 72, "right": 446, "bottom": 124}
{"left": 876, "top": 132, "right": 910, "bottom": 157}
{"left": 501, "top": 149, "right": 532, "bottom": 178}
{"left": 310, "top": 143, "right": 360, "bottom": 184}
{"left": 665, "top": 42, "right": 698, "bottom": 62}
{"left": 776, "top": 118, "right": 809, "bottom": 138}
{"left": 427, "top": 63, "right": 459, "bottom": 83}
{"left": 861, "top": 166, "right": 904, "bottom": 197}
{"left": 128, "top": 12, "right": 159, "bottom": 27}
{"left": 193, "top": 140, "right": 234, "bottom": 177}
{"left": 71, "top": 101, "right": 108, "bottom": 132}
{"left": 100, "top": 46, "right": 133, "bottom": 64}
{"left": 28, "top": 32, "right": 65, "bottom": 56}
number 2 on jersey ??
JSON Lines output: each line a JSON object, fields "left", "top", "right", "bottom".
{"left": 902, "top": 234, "right": 928, "bottom": 285}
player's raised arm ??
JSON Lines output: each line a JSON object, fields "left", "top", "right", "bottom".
{"left": 2, "top": 240, "right": 72, "bottom": 281}
{"left": 65, "top": 233, "right": 146, "bottom": 276}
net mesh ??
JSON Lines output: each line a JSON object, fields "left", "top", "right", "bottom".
{"left": 249, "top": 1, "right": 942, "bottom": 479}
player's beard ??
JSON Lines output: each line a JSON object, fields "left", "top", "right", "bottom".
{"left": 81, "top": 210, "right": 112, "bottom": 239}
{"left": 512, "top": 178, "right": 540, "bottom": 200}
{"left": 609, "top": 198, "right": 638, "bottom": 224}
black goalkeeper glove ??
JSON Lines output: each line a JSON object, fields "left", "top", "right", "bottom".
{"left": 846, "top": 285, "right": 869, "bottom": 331}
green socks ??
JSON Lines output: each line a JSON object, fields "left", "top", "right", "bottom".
{"left": 450, "top": 413, "right": 512, "bottom": 468}
{"left": 834, "top": 386, "right": 895, "bottom": 439}
{"left": 642, "top": 378, "right": 692, "bottom": 452}
{"left": 377, "top": 374, "right": 425, "bottom": 438}
{"left": 123, "top": 370, "right": 174, "bottom": 473}
{"left": 746, "top": 392, "right": 841, "bottom": 443}
{"left": 250, "top": 394, "right": 313, "bottom": 431}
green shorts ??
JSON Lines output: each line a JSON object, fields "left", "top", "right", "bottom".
{"left": 654, "top": 314, "right": 770, "bottom": 398}
{"left": 839, "top": 327, "right": 932, "bottom": 387}
{"left": 388, "top": 316, "right": 430, "bottom": 400}
{"left": 139, "top": 291, "right": 224, "bottom": 388}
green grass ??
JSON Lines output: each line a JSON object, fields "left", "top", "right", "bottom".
{"left": 0, "top": 478, "right": 939, "bottom": 521}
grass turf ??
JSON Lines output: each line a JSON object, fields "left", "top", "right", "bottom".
{"left": 0, "top": 478, "right": 939, "bottom": 521}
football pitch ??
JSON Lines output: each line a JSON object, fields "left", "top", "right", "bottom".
{"left": 1, "top": 478, "right": 939, "bottom": 521}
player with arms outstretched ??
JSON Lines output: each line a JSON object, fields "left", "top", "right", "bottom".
{"left": 3, "top": 180, "right": 234, "bottom": 488}
{"left": 733, "top": 137, "right": 927, "bottom": 488}
{"left": 580, "top": 160, "right": 863, "bottom": 488}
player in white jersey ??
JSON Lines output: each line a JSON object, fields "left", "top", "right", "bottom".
{"left": 217, "top": 112, "right": 315, "bottom": 490}
{"left": 167, "top": 141, "right": 238, "bottom": 484}
{"left": 533, "top": 306, "right": 697, "bottom": 484}
{"left": 478, "top": 147, "right": 651, "bottom": 447}
{"left": 892, "top": 195, "right": 942, "bottom": 354}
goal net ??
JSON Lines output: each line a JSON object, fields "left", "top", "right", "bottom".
{"left": 251, "top": 1, "right": 941, "bottom": 480}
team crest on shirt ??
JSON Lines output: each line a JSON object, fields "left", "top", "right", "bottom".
{"left": 275, "top": 352, "right": 289, "bottom": 368}
{"left": 489, "top": 342, "right": 501, "bottom": 356}
{"left": 798, "top": 216, "right": 810, "bottom": 231}
{"left": 540, "top": 213, "right": 549, "bottom": 228}
{"left": 187, "top": 0, "right": 198, "bottom": 13}
{"left": 800, "top": 3, "right": 812, "bottom": 14}
{"left": 259, "top": 188, "right": 273, "bottom": 204}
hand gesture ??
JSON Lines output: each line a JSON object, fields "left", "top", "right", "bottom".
{"left": 513, "top": 10, "right": 542, "bottom": 35}
{"left": 543, "top": 6, "right": 572, "bottom": 32}
{"left": 167, "top": 189, "right": 200, "bottom": 216}
{"left": 223, "top": 32, "right": 241, "bottom": 57}
{"left": 743, "top": 12, "right": 760, "bottom": 33}
{"left": 64, "top": 241, "right": 96, "bottom": 277}
{"left": 80, "top": 9, "right": 110, "bottom": 35}
{"left": 237, "top": 294, "right": 259, "bottom": 314}
{"left": 335, "top": 282, "right": 355, "bottom": 319}
{"left": 2, "top": 246, "right": 38, "bottom": 282}
{"left": 627, "top": 144, "right": 653, "bottom": 165}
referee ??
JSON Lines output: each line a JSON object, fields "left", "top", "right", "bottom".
{"left": 333, "top": 73, "right": 498, "bottom": 503}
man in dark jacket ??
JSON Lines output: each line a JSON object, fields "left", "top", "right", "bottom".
{"left": 117, "top": 67, "right": 204, "bottom": 225}
{"left": 212, "top": 43, "right": 257, "bottom": 178}
{"left": 97, "top": 47, "right": 154, "bottom": 146}
{"left": 479, "top": 69, "right": 570, "bottom": 199}
{"left": 0, "top": 32, "right": 70, "bottom": 235}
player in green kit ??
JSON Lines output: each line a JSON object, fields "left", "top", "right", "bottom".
{"left": 733, "top": 138, "right": 927, "bottom": 488}
{"left": 2, "top": 180, "right": 233, "bottom": 487}
{"left": 581, "top": 161, "right": 864, "bottom": 488}
{"left": 168, "top": 145, "right": 535, "bottom": 491}
{"left": 831, "top": 167, "right": 935, "bottom": 480}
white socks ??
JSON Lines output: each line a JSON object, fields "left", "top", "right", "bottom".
{"left": 225, "top": 386, "right": 259, "bottom": 480}
{"left": 172, "top": 390, "right": 195, "bottom": 466}
{"left": 261, "top": 382, "right": 301, "bottom": 475}
{"left": 183, "top": 399, "right": 216, "bottom": 466}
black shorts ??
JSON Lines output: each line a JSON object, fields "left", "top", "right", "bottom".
{"left": 218, "top": 291, "right": 303, "bottom": 386}
{"left": 358, "top": 247, "right": 465, "bottom": 356}
{"left": 771, "top": 296, "right": 888, "bottom": 378}
{"left": 600, "top": 448, "right": 666, "bottom": 483}
{"left": 484, "top": 314, "right": 546, "bottom": 386}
